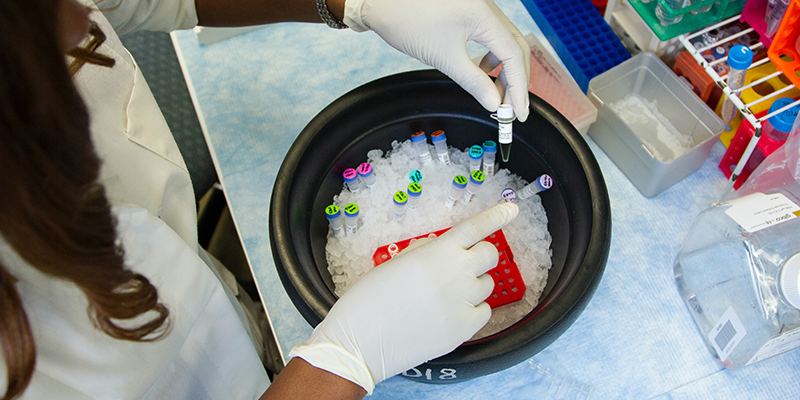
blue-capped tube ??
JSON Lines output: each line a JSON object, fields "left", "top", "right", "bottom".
{"left": 462, "top": 170, "right": 486, "bottom": 204}
{"left": 445, "top": 175, "right": 468, "bottom": 208}
{"left": 519, "top": 174, "right": 553, "bottom": 199}
{"left": 430, "top": 130, "right": 451, "bottom": 165}
{"left": 344, "top": 203, "right": 360, "bottom": 234}
{"left": 407, "top": 183, "right": 422, "bottom": 209}
{"left": 468, "top": 145, "right": 483, "bottom": 172}
{"left": 482, "top": 140, "right": 497, "bottom": 176}
{"left": 325, "top": 204, "right": 345, "bottom": 238}
{"left": 411, "top": 131, "right": 432, "bottom": 165}
{"left": 343, "top": 168, "right": 360, "bottom": 193}
{"left": 357, "top": 163, "right": 377, "bottom": 188}
{"left": 393, "top": 191, "right": 408, "bottom": 221}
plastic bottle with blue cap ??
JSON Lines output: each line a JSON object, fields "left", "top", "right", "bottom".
{"left": 746, "top": 98, "right": 800, "bottom": 172}
{"left": 482, "top": 140, "right": 497, "bottom": 176}
{"left": 722, "top": 45, "right": 754, "bottom": 125}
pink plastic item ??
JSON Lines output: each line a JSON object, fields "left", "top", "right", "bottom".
{"left": 741, "top": 0, "right": 774, "bottom": 49}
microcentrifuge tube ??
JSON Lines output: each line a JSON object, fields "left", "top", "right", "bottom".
{"left": 411, "top": 131, "right": 433, "bottom": 165}
{"left": 445, "top": 175, "right": 468, "bottom": 208}
{"left": 493, "top": 105, "right": 514, "bottom": 162}
{"left": 430, "top": 130, "right": 451, "bottom": 165}
{"left": 518, "top": 174, "right": 553, "bottom": 199}
{"left": 468, "top": 145, "right": 483, "bottom": 172}
{"left": 325, "top": 204, "right": 345, "bottom": 238}
{"left": 393, "top": 191, "right": 408, "bottom": 221}
{"left": 409, "top": 169, "right": 422, "bottom": 183}
{"left": 500, "top": 188, "right": 517, "bottom": 203}
{"left": 482, "top": 140, "right": 497, "bottom": 176}
{"left": 344, "top": 203, "right": 359, "bottom": 234}
{"left": 462, "top": 170, "right": 485, "bottom": 204}
{"left": 357, "top": 163, "right": 377, "bottom": 188}
{"left": 407, "top": 182, "right": 422, "bottom": 209}
{"left": 343, "top": 168, "right": 360, "bottom": 193}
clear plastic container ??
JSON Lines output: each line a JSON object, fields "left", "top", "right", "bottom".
{"left": 357, "top": 162, "right": 377, "bottom": 188}
{"left": 407, "top": 182, "right": 422, "bottom": 209}
{"left": 445, "top": 175, "right": 468, "bottom": 208}
{"left": 325, "top": 204, "right": 345, "bottom": 238}
{"left": 674, "top": 190, "right": 800, "bottom": 368}
{"left": 430, "top": 130, "right": 451, "bottom": 165}
{"left": 468, "top": 145, "right": 483, "bottom": 172}
{"left": 344, "top": 203, "right": 359, "bottom": 234}
{"left": 392, "top": 191, "right": 408, "bottom": 221}
{"left": 462, "top": 170, "right": 485, "bottom": 204}
{"left": 722, "top": 45, "right": 754, "bottom": 125}
{"left": 482, "top": 140, "right": 497, "bottom": 176}
{"left": 766, "top": 0, "right": 790, "bottom": 38}
{"left": 411, "top": 131, "right": 432, "bottom": 165}
{"left": 656, "top": 0, "right": 689, "bottom": 26}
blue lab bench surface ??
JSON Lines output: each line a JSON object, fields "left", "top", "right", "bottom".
{"left": 521, "top": 0, "right": 630, "bottom": 93}
{"left": 171, "top": 0, "right": 799, "bottom": 397}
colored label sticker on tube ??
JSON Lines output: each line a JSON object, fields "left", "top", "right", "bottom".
{"left": 394, "top": 191, "right": 408, "bottom": 203}
{"left": 358, "top": 163, "right": 372, "bottom": 175}
{"left": 469, "top": 145, "right": 483, "bottom": 158}
{"left": 501, "top": 188, "right": 517, "bottom": 202}
{"left": 409, "top": 169, "right": 423, "bottom": 183}
{"left": 471, "top": 170, "right": 485, "bottom": 182}
{"left": 325, "top": 204, "right": 340, "bottom": 216}
{"left": 454, "top": 175, "right": 468, "bottom": 185}
{"left": 408, "top": 182, "right": 422, "bottom": 194}
{"left": 343, "top": 168, "right": 358, "bottom": 180}
{"left": 344, "top": 203, "right": 359, "bottom": 215}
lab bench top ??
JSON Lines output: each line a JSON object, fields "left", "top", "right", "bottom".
{"left": 171, "top": 0, "right": 800, "bottom": 397}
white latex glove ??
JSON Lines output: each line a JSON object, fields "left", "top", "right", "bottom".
{"left": 343, "top": 0, "right": 531, "bottom": 122}
{"left": 289, "top": 202, "right": 519, "bottom": 394}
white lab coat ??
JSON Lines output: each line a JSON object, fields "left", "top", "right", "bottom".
{"left": 0, "top": 0, "right": 270, "bottom": 398}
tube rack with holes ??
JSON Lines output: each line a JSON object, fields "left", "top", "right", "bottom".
{"left": 678, "top": 14, "right": 800, "bottom": 200}
{"left": 371, "top": 228, "right": 526, "bottom": 308}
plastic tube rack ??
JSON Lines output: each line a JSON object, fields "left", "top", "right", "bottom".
{"left": 678, "top": 14, "right": 800, "bottom": 200}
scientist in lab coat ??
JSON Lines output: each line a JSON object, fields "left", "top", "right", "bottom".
{"left": 0, "top": 0, "right": 527, "bottom": 398}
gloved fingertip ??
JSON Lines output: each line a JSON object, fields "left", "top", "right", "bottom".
{"left": 515, "top": 106, "right": 529, "bottom": 123}
{"left": 492, "top": 202, "right": 519, "bottom": 225}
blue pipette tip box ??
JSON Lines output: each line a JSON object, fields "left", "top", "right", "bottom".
{"left": 520, "top": 0, "right": 630, "bottom": 93}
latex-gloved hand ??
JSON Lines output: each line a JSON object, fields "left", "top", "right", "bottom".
{"left": 343, "top": 0, "right": 531, "bottom": 122}
{"left": 289, "top": 202, "right": 519, "bottom": 394}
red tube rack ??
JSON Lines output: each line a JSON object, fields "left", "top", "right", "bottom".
{"left": 372, "top": 228, "right": 526, "bottom": 308}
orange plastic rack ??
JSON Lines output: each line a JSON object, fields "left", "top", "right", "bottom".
{"left": 372, "top": 228, "right": 526, "bottom": 308}
{"left": 768, "top": 0, "right": 800, "bottom": 88}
